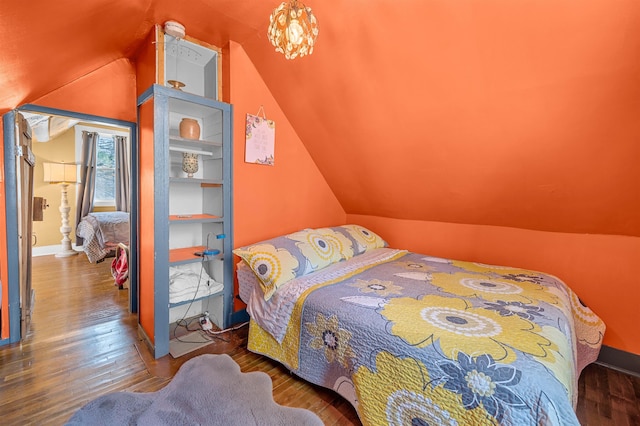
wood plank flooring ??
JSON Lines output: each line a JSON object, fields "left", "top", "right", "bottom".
{"left": 0, "top": 254, "right": 638, "bottom": 425}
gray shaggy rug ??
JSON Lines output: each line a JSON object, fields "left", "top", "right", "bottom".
{"left": 66, "top": 354, "right": 323, "bottom": 426}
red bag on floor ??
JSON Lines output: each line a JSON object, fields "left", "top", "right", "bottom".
{"left": 111, "top": 244, "right": 129, "bottom": 289}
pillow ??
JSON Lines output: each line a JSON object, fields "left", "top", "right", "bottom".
{"left": 313, "top": 226, "right": 357, "bottom": 261}
{"left": 233, "top": 225, "right": 387, "bottom": 301}
{"left": 233, "top": 228, "right": 348, "bottom": 301}
{"left": 322, "top": 224, "right": 388, "bottom": 256}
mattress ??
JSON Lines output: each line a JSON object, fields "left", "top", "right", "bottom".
{"left": 76, "top": 211, "right": 129, "bottom": 263}
{"left": 244, "top": 248, "right": 606, "bottom": 426}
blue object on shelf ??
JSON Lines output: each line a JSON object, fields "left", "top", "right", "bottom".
{"left": 216, "top": 234, "right": 225, "bottom": 239}
{"left": 203, "top": 249, "right": 220, "bottom": 256}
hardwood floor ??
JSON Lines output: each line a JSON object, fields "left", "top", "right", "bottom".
{"left": 0, "top": 254, "right": 638, "bottom": 425}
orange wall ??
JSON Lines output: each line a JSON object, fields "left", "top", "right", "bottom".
{"left": 135, "top": 26, "right": 159, "bottom": 99}
{"left": 350, "top": 214, "right": 640, "bottom": 356}
{"left": 227, "top": 41, "right": 346, "bottom": 311}
{"left": 32, "top": 58, "right": 137, "bottom": 122}
{"left": 137, "top": 98, "right": 156, "bottom": 342}
{"left": 245, "top": 1, "right": 640, "bottom": 239}
{"left": 228, "top": 40, "right": 346, "bottom": 247}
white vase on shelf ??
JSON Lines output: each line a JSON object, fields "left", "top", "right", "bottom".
{"left": 182, "top": 153, "right": 199, "bottom": 178}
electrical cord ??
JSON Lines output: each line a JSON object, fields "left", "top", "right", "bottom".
{"left": 205, "top": 321, "right": 248, "bottom": 336}
{"left": 172, "top": 232, "right": 223, "bottom": 344}
{"left": 175, "top": 316, "right": 201, "bottom": 332}
{"left": 202, "top": 321, "right": 249, "bottom": 343}
{"left": 172, "top": 244, "right": 209, "bottom": 344}
{"left": 201, "top": 232, "right": 226, "bottom": 328}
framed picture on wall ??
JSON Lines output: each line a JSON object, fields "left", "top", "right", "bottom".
{"left": 245, "top": 112, "right": 275, "bottom": 166}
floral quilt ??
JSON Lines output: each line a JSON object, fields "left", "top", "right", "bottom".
{"left": 76, "top": 212, "right": 129, "bottom": 263}
{"left": 247, "top": 249, "right": 605, "bottom": 425}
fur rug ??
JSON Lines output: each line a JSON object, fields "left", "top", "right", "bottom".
{"left": 66, "top": 354, "right": 323, "bottom": 425}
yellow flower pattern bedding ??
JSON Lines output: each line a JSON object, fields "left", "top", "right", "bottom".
{"left": 247, "top": 249, "right": 605, "bottom": 425}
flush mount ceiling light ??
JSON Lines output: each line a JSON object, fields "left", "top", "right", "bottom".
{"left": 268, "top": 0, "right": 318, "bottom": 60}
{"left": 164, "top": 20, "right": 186, "bottom": 39}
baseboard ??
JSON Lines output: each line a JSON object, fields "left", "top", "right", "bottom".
{"left": 137, "top": 324, "right": 155, "bottom": 355}
{"left": 596, "top": 345, "right": 640, "bottom": 377}
{"left": 32, "top": 244, "right": 83, "bottom": 257}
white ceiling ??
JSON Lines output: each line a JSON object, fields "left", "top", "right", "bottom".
{"left": 20, "top": 112, "right": 79, "bottom": 142}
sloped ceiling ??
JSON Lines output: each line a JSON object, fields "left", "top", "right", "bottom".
{"left": 1, "top": 0, "right": 639, "bottom": 237}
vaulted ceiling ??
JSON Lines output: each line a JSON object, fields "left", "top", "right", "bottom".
{"left": 2, "top": 0, "right": 639, "bottom": 237}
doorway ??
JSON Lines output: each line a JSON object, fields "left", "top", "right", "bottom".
{"left": 1, "top": 104, "right": 138, "bottom": 344}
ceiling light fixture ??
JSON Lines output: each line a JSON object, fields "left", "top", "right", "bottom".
{"left": 163, "top": 20, "right": 188, "bottom": 90}
{"left": 164, "top": 20, "right": 186, "bottom": 39}
{"left": 268, "top": 0, "right": 318, "bottom": 60}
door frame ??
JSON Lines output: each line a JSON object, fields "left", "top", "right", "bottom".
{"left": 1, "top": 105, "right": 138, "bottom": 344}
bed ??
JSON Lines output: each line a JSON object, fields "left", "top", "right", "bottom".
{"left": 234, "top": 225, "right": 605, "bottom": 426}
{"left": 76, "top": 211, "right": 130, "bottom": 263}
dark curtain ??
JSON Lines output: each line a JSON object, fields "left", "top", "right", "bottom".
{"left": 75, "top": 131, "right": 98, "bottom": 245}
{"left": 115, "top": 135, "right": 129, "bottom": 212}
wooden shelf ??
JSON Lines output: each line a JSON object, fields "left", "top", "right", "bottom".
{"left": 169, "top": 214, "right": 221, "bottom": 223}
{"left": 169, "top": 246, "right": 205, "bottom": 265}
{"left": 169, "top": 138, "right": 223, "bottom": 159}
{"left": 169, "top": 245, "right": 222, "bottom": 265}
{"left": 169, "top": 177, "right": 222, "bottom": 185}
{"left": 169, "top": 136, "right": 222, "bottom": 147}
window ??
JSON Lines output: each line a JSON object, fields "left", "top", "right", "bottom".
{"left": 75, "top": 125, "right": 129, "bottom": 209}
{"left": 94, "top": 133, "right": 116, "bottom": 206}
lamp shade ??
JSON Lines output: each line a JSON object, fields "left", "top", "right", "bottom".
{"left": 268, "top": 0, "right": 318, "bottom": 60}
{"left": 43, "top": 162, "right": 77, "bottom": 183}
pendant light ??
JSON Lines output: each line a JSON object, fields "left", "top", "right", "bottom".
{"left": 267, "top": 0, "right": 319, "bottom": 60}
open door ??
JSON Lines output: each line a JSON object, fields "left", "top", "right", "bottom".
{"left": 1, "top": 105, "right": 138, "bottom": 346}
{"left": 1, "top": 112, "right": 36, "bottom": 339}
{"left": 15, "top": 114, "right": 35, "bottom": 337}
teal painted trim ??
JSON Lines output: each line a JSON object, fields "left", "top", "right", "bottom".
{"left": 597, "top": 345, "right": 640, "bottom": 378}
{"left": 222, "top": 104, "right": 233, "bottom": 329}
{"left": 128, "top": 112, "right": 139, "bottom": 314}
{"left": 2, "top": 110, "right": 21, "bottom": 344}
{"left": 18, "top": 104, "right": 139, "bottom": 315}
{"left": 18, "top": 104, "right": 133, "bottom": 129}
{"left": 137, "top": 85, "right": 156, "bottom": 106}
{"left": 154, "top": 88, "right": 171, "bottom": 359}
{"left": 230, "top": 309, "right": 249, "bottom": 325}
